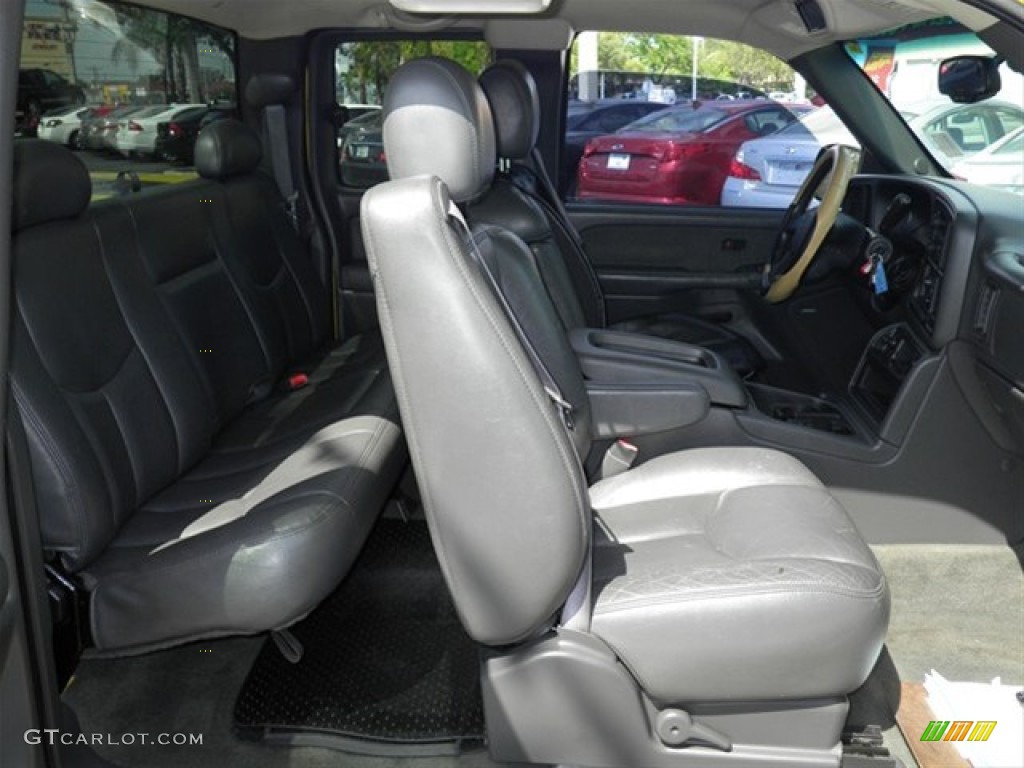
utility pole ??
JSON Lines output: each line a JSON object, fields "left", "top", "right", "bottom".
{"left": 691, "top": 36, "right": 703, "bottom": 101}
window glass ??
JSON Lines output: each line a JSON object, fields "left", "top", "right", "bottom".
{"left": 335, "top": 40, "right": 492, "bottom": 189}
{"left": 565, "top": 33, "right": 822, "bottom": 208}
{"left": 844, "top": 19, "right": 1024, "bottom": 195}
{"left": 18, "top": 1, "right": 237, "bottom": 201}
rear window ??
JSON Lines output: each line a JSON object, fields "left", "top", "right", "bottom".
{"left": 626, "top": 107, "right": 729, "bottom": 134}
{"left": 18, "top": 0, "right": 238, "bottom": 202}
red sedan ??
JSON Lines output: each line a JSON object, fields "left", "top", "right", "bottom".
{"left": 576, "top": 100, "right": 811, "bottom": 206}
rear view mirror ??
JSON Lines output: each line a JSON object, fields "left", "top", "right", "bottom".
{"left": 938, "top": 55, "right": 1002, "bottom": 103}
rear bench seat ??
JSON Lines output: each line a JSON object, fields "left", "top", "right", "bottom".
{"left": 10, "top": 128, "right": 405, "bottom": 655}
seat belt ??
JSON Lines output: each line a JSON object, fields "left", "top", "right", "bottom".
{"left": 262, "top": 103, "right": 302, "bottom": 234}
{"left": 508, "top": 156, "right": 608, "bottom": 328}
{"left": 448, "top": 202, "right": 575, "bottom": 433}
{"left": 528, "top": 146, "right": 586, "bottom": 250}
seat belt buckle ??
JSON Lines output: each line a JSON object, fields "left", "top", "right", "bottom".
{"left": 282, "top": 191, "right": 300, "bottom": 231}
{"left": 283, "top": 372, "right": 309, "bottom": 391}
{"left": 544, "top": 385, "right": 575, "bottom": 431}
{"left": 600, "top": 439, "right": 638, "bottom": 480}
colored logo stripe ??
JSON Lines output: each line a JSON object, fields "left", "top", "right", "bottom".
{"left": 967, "top": 721, "right": 997, "bottom": 741}
{"left": 920, "top": 720, "right": 997, "bottom": 742}
{"left": 943, "top": 721, "right": 973, "bottom": 741}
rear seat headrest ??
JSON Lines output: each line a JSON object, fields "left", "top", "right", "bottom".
{"left": 195, "top": 119, "right": 263, "bottom": 181}
{"left": 245, "top": 74, "right": 297, "bottom": 108}
{"left": 383, "top": 57, "right": 496, "bottom": 204}
{"left": 13, "top": 140, "right": 91, "bottom": 231}
{"left": 479, "top": 60, "right": 540, "bottom": 161}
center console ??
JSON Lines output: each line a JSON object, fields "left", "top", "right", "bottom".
{"left": 570, "top": 315, "right": 935, "bottom": 462}
{"left": 850, "top": 324, "right": 926, "bottom": 424}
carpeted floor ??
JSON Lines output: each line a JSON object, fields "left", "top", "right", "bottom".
{"left": 63, "top": 535, "right": 1024, "bottom": 768}
{"left": 234, "top": 519, "right": 484, "bottom": 754}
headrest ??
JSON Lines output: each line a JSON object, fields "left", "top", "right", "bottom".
{"left": 479, "top": 60, "right": 540, "bottom": 161}
{"left": 195, "top": 119, "right": 263, "bottom": 180}
{"left": 245, "top": 74, "right": 297, "bottom": 108}
{"left": 13, "top": 140, "right": 91, "bottom": 231}
{"left": 383, "top": 57, "right": 496, "bottom": 204}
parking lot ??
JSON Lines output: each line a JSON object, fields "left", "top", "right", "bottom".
{"left": 75, "top": 148, "right": 199, "bottom": 200}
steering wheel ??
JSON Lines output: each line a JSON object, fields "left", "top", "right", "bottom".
{"left": 763, "top": 144, "right": 861, "bottom": 303}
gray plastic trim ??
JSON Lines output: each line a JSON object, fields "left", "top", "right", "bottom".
{"left": 570, "top": 328, "right": 748, "bottom": 408}
{"left": 482, "top": 629, "right": 847, "bottom": 768}
{"left": 586, "top": 383, "right": 710, "bottom": 438}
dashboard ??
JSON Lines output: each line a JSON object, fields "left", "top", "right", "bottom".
{"left": 841, "top": 175, "right": 1024, "bottom": 453}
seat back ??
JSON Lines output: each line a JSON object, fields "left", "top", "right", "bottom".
{"left": 195, "top": 120, "right": 332, "bottom": 369}
{"left": 363, "top": 58, "right": 590, "bottom": 646}
{"left": 10, "top": 142, "right": 217, "bottom": 569}
{"left": 478, "top": 60, "right": 606, "bottom": 328}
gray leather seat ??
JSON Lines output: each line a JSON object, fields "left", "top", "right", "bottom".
{"left": 10, "top": 139, "right": 404, "bottom": 654}
{"left": 361, "top": 56, "right": 889, "bottom": 765}
{"left": 476, "top": 60, "right": 763, "bottom": 374}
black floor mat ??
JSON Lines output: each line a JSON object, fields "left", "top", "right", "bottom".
{"left": 234, "top": 518, "right": 485, "bottom": 755}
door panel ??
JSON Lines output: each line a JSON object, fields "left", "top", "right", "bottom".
{"left": 568, "top": 203, "right": 783, "bottom": 324}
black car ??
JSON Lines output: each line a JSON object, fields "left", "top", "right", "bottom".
{"left": 155, "top": 105, "right": 236, "bottom": 164}
{"left": 562, "top": 99, "right": 671, "bottom": 190}
{"left": 339, "top": 109, "right": 387, "bottom": 188}
{"left": 15, "top": 68, "right": 85, "bottom": 136}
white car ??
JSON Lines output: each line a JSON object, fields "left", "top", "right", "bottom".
{"left": 952, "top": 126, "right": 1024, "bottom": 195}
{"left": 720, "top": 106, "right": 854, "bottom": 208}
{"left": 722, "top": 99, "right": 1022, "bottom": 208}
{"left": 35, "top": 104, "right": 94, "bottom": 149}
{"left": 114, "top": 103, "right": 205, "bottom": 158}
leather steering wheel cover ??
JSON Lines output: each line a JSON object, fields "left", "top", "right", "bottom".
{"left": 765, "top": 144, "right": 860, "bottom": 303}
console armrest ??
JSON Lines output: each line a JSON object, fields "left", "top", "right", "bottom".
{"left": 570, "top": 328, "right": 748, "bottom": 408}
{"left": 587, "top": 383, "right": 710, "bottom": 438}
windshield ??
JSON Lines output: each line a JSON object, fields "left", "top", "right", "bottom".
{"left": 623, "top": 106, "right": 728, "bottom": 134}
{"left": 845, "top": 18, "right": 1023, "bottom": 190}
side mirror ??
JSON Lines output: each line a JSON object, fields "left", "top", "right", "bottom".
{"left": 938, "top": 55, "right": 1002, "bottom": 104}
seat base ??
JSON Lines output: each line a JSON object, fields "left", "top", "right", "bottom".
{"left": 483, "top": 629, "right": 848, "bottom": 768}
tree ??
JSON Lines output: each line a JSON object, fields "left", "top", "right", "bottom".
{"left": 111, "top": 6, "right": 234, "bottom": 103}
{"left": 569, "top": 32, "right": 793, "bottom": 95}
{"left": 701, "top": 40, "right": 792, "bottom": 89}
{"left": 337, "top": 40, "right": 492, "bottom": 104}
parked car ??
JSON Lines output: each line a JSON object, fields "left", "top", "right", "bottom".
{"left": 15, "top": 68, "right": 85, "bottom": 136}
{"left": 80, "top": 105, "right": 149, "bottom": 152}
{"left": 720, "top": 106, "right": 852, "bottom": 208}
{"left": 115, "top": 103, "right": 204, "bottom": 158}
{"left": 336, "top": 107, "right": 382, "bottom": 149}
{"left": 563, "top": 100, "right": 670, "bottom": 191}
{"left": 722, "top": 99, "right": 1022, "bottom": 208}
{"left": 952, "top": 125, "right": 1024, "bottom": 195}
{"left": 577, "top": 100, "right": 810, "bottom": 205}
{"left": 339, "top": 109, "right": 388, "bottom": 187}
{"left": 909, "top": 98, "right": 1023, "bottom": 161}
{"left": 35, "top": 104, "right": 94, "bottom": 149}
{"left": 155, "top": 105, "right": 236, "bottom": 164}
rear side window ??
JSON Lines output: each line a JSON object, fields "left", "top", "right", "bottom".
{"left": 334, "top": 40, "right": 492, "bottom": 190}
{"left": 18, "top": 0, "right": 237, "bottom": 202}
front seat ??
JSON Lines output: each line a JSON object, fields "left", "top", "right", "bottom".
{"left": 362, "top": 56, "right": 889, "bottom": 766}
{"left": 476, "top": 59, "right": 763, "bottom": 375}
